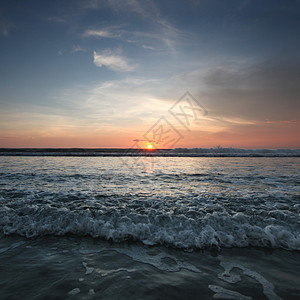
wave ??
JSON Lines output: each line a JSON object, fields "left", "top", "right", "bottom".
{"left": 1, "top": 202, "right": 299, "bottom": 251}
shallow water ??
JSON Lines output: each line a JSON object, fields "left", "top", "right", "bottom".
{"left": 0, "top": 156, "right": 299, "bottom": 299}
{"left": 0, "top": 236, "right": 300, "bottom": 299}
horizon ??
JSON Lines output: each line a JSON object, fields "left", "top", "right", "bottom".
{"left": 0, "top": 146, "right": 299, "bottom": 150}
{"left": 0, "top": 0, "right": 299, "bottom": 149}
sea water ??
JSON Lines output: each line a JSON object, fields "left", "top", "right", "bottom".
{"left": 0, "top": 156, "right": 299, "bottom": 299}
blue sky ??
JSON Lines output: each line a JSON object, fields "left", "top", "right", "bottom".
{"left": 0, "top": 0, "right": 299, "bottom": 148}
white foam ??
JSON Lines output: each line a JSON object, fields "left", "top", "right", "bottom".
{"left": 82, "top": 262, "right": 94, "bottom": 275}
{"left": 68, "top": 288, "right": 80, "bottom": 295}
{"left": 209, "top": 285, "right": 252, "bottom": 299}
{"left": 112, "top": 246, "right": 202, "bottom": 273}
{"left": 218, "top": 262, "right": 283, "bottom": 300}
{"left": 1, "top": 156, "right": 299, "bottom": 251}
{"left": 218, "top": 267, "right": 241, "bottom": 284}
{"left": 95, "top": 267, "right": 135, "bottom": 277}
{"left": 1, "top": 206, "right": 299, "bottom": 250}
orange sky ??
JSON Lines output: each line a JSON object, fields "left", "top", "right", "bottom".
{"left": 1, "top": 117, "right": 299, "bottom": 149}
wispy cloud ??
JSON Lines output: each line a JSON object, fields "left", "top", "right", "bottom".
{"left": 142, "top": 45, "right": 156, "bottom": 51}
{"left": 266, "top": 120, "right": 298, "bottom": 124}
{"left": 84, "top": 0, "right": 157, "bottom": 18}
{"left": 84, "top": 25, "right": 184, "bottom": 56}
{"left": 93, "top": 50, "right": 136, "bottom": 72}
{"left": 72, "top": 45, "right": 86, "bottom": 53}
{"left": 81, "top": 0, "right": 186, "bottom": 56}
{"left": 84, "top": 29, "right": 117, "bottom": 38}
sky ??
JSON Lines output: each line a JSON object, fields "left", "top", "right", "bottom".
{"left": 0, "top": 0, "right": 299, "bottom": 149}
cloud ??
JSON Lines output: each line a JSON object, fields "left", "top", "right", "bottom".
{"left": 82, "top": 1, "right": 185, "bottom": 55}
{"left": 175, "top": 57, "right": 300, "bottom": 124}
{"left": 142, "top": 45, "right": 156, "bottom": 51}
{"left": 84, "top": 29, "right": 117, "bottom": 38}
{"left": 84, "top": 0, "right": 158, "bottom": 19}
{"left": 58, "top": 50, "right": 63, "bottom": 55}
{"left": 84, "top": 25, "right": 184, "bottom": 56}
{"left": 266, "top": 120, "right": 298, "bottom": 124}
{"left": 72, "top": 45, "right": 86, "bottom": 53}
{"left": 44, "top": 76, "right": 170, "bottom": 130}
{"left": 93, "top": 50, "right": 136, "bottom": 72}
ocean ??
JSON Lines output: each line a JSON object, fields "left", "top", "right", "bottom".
{"left": 0, "top": 156, "right": 299, "bottom": 299}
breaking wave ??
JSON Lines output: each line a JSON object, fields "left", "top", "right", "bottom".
{"left": 1, "top": 191, "right": 299, "bottom": 250}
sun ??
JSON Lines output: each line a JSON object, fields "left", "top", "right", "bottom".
{"left": 147, "top": 144, "right": 153, "bottom": 149}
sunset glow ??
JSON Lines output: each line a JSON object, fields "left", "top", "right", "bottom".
{"left": 0, "top": 1, "right": 299, "bottom": 149}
